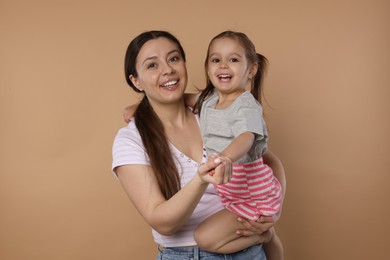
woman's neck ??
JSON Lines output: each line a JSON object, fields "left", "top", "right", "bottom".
{"left": 150, "top": 99, "right": 189, "bottom": 128}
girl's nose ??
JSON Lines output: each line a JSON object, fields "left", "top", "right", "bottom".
{"left": 219, "top": 61, "right": 228, "bottom": 69}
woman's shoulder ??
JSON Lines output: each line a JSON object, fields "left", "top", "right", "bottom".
{"left": 116, "top": 120, "right": 138, "bottom": 135}
{"left": 113, "top": 121, "right": 143, "bottom": 148}
{"left": 112, "top": 120, "right": 149, "bottom": 172}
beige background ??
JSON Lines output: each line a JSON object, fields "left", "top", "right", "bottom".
{"left": 1, "top": 0, "right": 389, "bottom": 259}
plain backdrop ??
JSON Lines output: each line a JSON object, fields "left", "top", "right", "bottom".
{"left": 1, "top": 0, "right": 389, "bottom": 259}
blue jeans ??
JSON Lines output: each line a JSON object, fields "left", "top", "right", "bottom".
{"left": 156, "top": 244, "right": 266, "bottom": 260}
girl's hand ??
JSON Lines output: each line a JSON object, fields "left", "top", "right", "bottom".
{"left": 197, "top": 155, "right": 232, "bottom": 185}
{"left": 123, "top": 104, "right": 138, "bottom": 123}
{"left": 235, "top": 214, "right": 279, "bottom": 237}
{"left": 212, "top": 154, "right": 232, "bottom": 184}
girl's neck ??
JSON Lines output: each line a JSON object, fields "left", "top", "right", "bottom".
{"left": 215, "top": 89, "right": 245, "bottom": 109}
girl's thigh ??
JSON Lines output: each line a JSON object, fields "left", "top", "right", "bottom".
{"left": 195, "top": 209, "right": 243, "bottom": 246}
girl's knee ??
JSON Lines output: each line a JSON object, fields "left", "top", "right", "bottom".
{"left": 194, "top": 225, "right": 217, "bottom": 252}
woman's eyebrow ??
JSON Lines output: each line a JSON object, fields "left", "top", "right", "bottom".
{"left": 167, "top": 49, "right": 180, "bottom": 55}
{"left": 141, "top": 56, "right": 157, "bottom": 65}
{"left": 142, "top": 49, "right": 180, "bottom": 65}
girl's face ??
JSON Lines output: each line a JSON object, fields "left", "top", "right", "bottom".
{"left": 130, "top": 37, "right": 188, "bottom": 105}
{"left": 207, "top": 37, "right": 257, "bottom": 96}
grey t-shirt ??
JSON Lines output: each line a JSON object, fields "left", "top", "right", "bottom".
{"left": 200, "top": 91, "right": 268, "bottom": 164}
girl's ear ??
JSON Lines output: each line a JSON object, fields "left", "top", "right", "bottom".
{"left": 129, "top": 75, "right": 143, "bottom": 91}
{"left": 248, "top": 63, "right": 259, "bottom": 79}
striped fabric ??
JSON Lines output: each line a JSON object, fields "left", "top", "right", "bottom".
{"left": 214, "top": 157, "right": 282, "bottom": 221}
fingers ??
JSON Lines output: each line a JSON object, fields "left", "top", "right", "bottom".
{"left": 235, "top": 217, "right": 274, "bottom": 237}
{"left": 212, "top": 154, "right": 232, "bottom": 183}
{"left": 198, "top": 157, "right": 221, "bottom": 176}
{"left": 123, "top": 114, "right": 131, "bottom": 124}
{"left": 197, "top": 154, "right": 233, "bottom": 184}
{"left": 123, "top": 104, "right": 137, "bottom": 123}
{"left": 123, "top": 110, "right": 132, "bottom": 123}
{"left": 258, "top": 214, "right": 279, "bottom": 224}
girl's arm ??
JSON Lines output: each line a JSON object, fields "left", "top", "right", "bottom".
{"left": 123, "top": 104, "right": 138, "bottom": 124}
{"left": 183, "top": 92, "right": 198, "bottom": 108}
{"left": 116, "top": 156, "right": 230, "bottom": 236}
{"left": 220, "top": 132, "right": 255, "bottom": 162}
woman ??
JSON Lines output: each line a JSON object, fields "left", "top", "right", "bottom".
{"left": 112, "top": 30, "right": 286, "bottom": 259}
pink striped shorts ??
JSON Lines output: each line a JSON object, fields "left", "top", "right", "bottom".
{"left": 214, "top": 157, "right": 282, "bottom": 221}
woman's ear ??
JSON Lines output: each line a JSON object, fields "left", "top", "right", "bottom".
{"left": 129, "top": 75, "right": 143, "bottom": 91}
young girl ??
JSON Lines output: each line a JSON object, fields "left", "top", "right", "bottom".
{"left": 187, "top": 31, "right": 284, "bottom": 259}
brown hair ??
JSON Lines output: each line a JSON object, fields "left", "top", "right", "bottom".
{"left": 124, "top": 31, "right": 187, "bottom": 199}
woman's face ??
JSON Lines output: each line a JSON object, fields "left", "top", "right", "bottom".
{"left": 130, "top": 37, "right": 188, "bottom": 105}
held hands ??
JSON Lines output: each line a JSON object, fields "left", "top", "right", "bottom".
{"left": 197, "top": 154, "right": 232, "bottom": 185}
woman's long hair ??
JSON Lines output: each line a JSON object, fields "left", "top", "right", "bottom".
{"left": 124, "top": 31, "right": 186, "bottom": 199}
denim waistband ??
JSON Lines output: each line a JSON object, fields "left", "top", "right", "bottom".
{"left": 156, "top": 244, "right": 265, "bottom": 260}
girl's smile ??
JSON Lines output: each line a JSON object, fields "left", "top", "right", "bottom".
{"left": 207, "top": 37, "right": 256, "bottom": 98}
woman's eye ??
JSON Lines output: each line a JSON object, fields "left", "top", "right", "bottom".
{"left": 169, "top": 56, "right": 179, "bottom": 62}
{"left": 147, "top": 63, "right": 157, "bottom": 69}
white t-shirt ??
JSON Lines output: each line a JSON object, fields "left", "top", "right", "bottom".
{"left": 112, "top": 115, "right": 224, "bottom": 247}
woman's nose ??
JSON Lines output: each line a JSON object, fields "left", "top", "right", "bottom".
{"left": 162, "top": 62, "right": 175, "bottom": 75}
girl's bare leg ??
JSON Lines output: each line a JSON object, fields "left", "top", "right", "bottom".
{"left": 194, "top": 209, "right": 263, "bottom": 254}
{"left": 263, "top": 227, "right": 284, "bottom": 260}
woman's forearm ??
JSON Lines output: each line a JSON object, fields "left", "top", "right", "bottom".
{"left": 117, "top": 157, "right": 225, "bottom": 236}
{"left": 150, "top": 174, "right": 209, "bottom": 235}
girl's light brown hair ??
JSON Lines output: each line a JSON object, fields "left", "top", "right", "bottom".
{"left": 194, "top": 30, "right": 268, "bottom": 115}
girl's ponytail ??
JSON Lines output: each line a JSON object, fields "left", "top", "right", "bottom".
{"left": 251, "top": 53, "right": 268, "bottom": 104}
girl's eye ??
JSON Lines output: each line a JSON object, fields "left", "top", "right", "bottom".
{"left": 230, "top": 58, "right": 239, "bottom": 62}
{"left": 211, "top": 58, "right": 220, "bottom": 63}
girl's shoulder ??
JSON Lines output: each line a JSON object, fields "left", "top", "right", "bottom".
{"left": 233, "top": 91, "right": 261, "bottom": 108}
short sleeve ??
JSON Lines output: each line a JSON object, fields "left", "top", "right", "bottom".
{"left": 231, "top": 99, "right": 265, "bottom": 138}
{"left": 112, "top": 121, "right": 150, "bottom": 176}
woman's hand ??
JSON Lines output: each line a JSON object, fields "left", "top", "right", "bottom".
{"left": 235, "top": 214, "right": 279, "bottom": 237}
{"left": 197, "top": 155, "right": 232, "bottom": 185}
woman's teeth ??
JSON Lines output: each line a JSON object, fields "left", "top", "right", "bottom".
{"left": 163, "top": 80, "right": 177, "bottom": 87}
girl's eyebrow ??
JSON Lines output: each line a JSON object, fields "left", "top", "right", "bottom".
{"left": 209, "top": 52, "right": 243, "bottom": 57}
{"left": 141, "top": 49, "right": 180, "bottom": 65}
